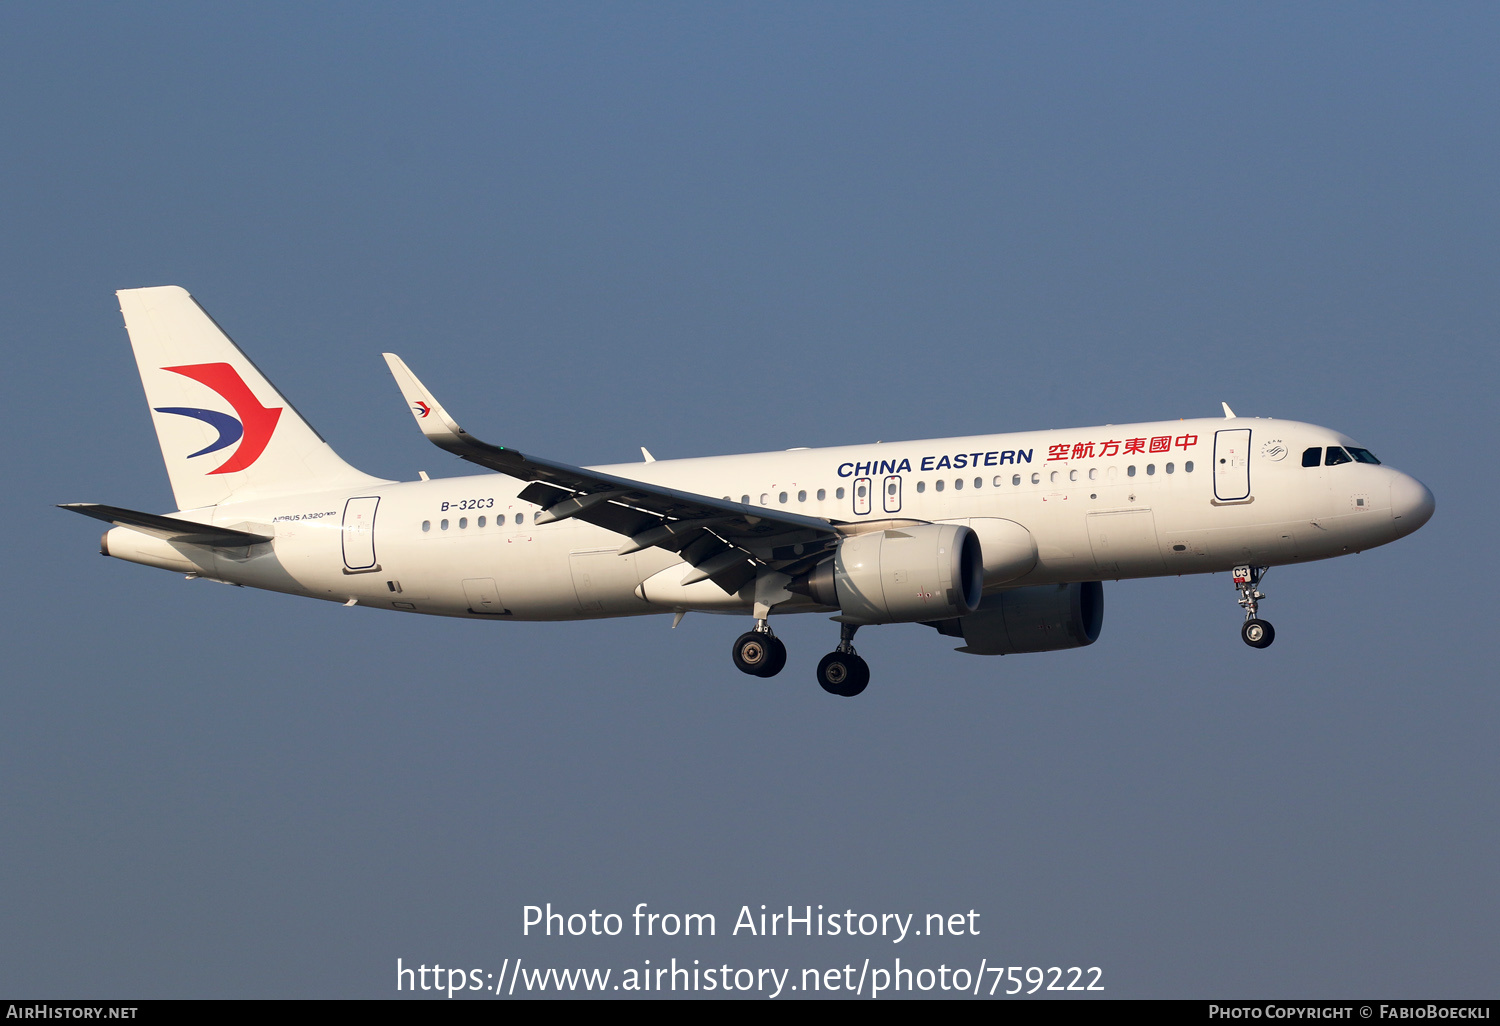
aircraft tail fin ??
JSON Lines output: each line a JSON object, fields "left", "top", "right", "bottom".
{"left": 117, "top": 286, "right": 386, "bottom": 510}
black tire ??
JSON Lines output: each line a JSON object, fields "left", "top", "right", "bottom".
{"left": 1241, "top": 618, "right": 1275, "bottom": 649}
{"left": 733, "top": 631, "right": 783, "bottom": 676}
{"left": 817, "top": 652, "right": 871, "bottom": 697}
{"left": 759, "top": 635, "right": 787, "bottom": 678}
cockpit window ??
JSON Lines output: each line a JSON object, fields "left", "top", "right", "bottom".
{"left": 1302, "top": 447, "right": 1322, "bottom": 468}
{"left": 1347, "top": 447, "right": 1381, "bottom": 465}
{"left": 1325, "top": 446, "right": 1352, "bottom": 467}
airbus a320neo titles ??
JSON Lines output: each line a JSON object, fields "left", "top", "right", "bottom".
{"left": 63, "top": 287, "right": 1435, "bottom": 696}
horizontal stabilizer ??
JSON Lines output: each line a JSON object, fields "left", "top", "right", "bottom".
{"left": 58, "top": 503, "right": 271, "bottom": 547}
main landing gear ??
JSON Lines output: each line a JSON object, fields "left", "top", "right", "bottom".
{"left": 730, "top": 620, "right": 871, "bottom": 696}
{"left": 816, "top": 623, "right": 869, "bottom": 698}
{"left": 732, "top": 620, "right": 787, "bottom": 678}
{"left": 1233, "top": 565, "right": 1275, "bottom": 649}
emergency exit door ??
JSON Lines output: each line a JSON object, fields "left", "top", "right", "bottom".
{"left": 1214, "top": 429, "right": 1252, "bottom": 502}
{"left": 853, "top": 476, "right": 872, "bottom": 515}
{"left": 883, "top": 475, "right": 903, "bottom": 513}
{"left": 341, "top": 496, "right": 381, "bottom": 572}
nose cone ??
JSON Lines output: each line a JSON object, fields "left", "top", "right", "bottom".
{"left": 1390, "top": 473, "right": 1435, "bottom": 536}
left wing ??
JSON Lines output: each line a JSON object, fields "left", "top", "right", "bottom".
{"left": 384, "top": 354, "right": 843, "bottom": 594}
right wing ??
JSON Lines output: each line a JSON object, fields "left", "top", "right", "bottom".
{"left": 383, "top": 354, "right": 843, "bottom": 594}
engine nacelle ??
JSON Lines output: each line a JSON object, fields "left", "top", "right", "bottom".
{"left": 797, "top": 524, "right": 984, "bottom": 625}
{"left": 928, "top": 581, "right": 1104, "bottom": 655}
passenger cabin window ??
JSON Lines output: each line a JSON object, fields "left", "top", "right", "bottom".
{"left": 1302, "top": 447, "right": 1322, "bottom": 468}
{"left": 836, "top": 487, "right": 846, "bottom": 500}
{"left": 1348, "top": 447, "right": 1381, "bottom": 465}
{"left": 1325, "top": 446, "right": 1352, "bottom": 467}
{"left": 916, "top": 481, "right": 926, "bottom": 493}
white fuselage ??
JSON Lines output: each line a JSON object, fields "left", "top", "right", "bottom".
{"left": 104, "top": 417, "right": 1432, "bottom": 622}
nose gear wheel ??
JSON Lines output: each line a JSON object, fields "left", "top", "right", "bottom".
{"left": 1233, "top": 565, "right": 1275, "bottom": 649}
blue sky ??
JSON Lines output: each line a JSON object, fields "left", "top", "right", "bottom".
{"left": 2, "top": 3, "right": 1495, "bottom": 997}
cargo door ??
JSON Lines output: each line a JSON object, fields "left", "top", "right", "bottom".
{"left": 1086, "top": 509, "right": 1166, "bottom": 577}
{"left": 1213, "top": 429, "right": 1252, "bottom": 502}
{"left": 341, "top": 496, "right": 380, "bottom": 572}
{"left": 569, "top": 551, "right": 604, "bottom": 612}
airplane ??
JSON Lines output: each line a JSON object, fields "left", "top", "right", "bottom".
{"left": 62, "top": 286, "right": 1436, "bottom": 697}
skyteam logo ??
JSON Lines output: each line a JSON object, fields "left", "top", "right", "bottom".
{"left": 153, "top": 362, "right": 283, "bottom": 475}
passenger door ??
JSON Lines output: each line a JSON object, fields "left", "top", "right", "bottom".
{"left": 341, "top": 496, "right": 380, "bottom": 573}
{"left": 1213, "top": 429, "right": 1252, "bottom": 502}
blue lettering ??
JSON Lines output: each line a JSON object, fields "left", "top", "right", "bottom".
{"left": 896, "top": 458, "right": 911, "bottom": 473}
{"left": 983, "top": 452, "right": 998, "bottom": 467}
{"left": 999, "top": 451, "right": 1014, "bottom": 465}
{"left": 879, "top": 459, "right": 895, "bottom": 475}
{"left": 855, "top": 462, "right": 872, "bottom": 476}
{"left": 921, "top": 456, "right": 935, "bottom": 471}
{"left": 1016, "top": 449, "right": 1033, "bottom": 464}
{"left": 837, "top": 462, "right": 854, "bottom": 478}
{"left": 953, "top": 454, "right": 968, "bottom": 469}
{"left": 935, "top": 455, "right": 951, "bottom": 470}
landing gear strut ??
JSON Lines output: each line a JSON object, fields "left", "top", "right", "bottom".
{"left": 1233, "top": 565, "right": 1275, "bottom": 649}
{"left": 816, "top": 623, "right": 870, "bottom": 697}
{"left": 732, "top": 619, "right": 787, "bottom": 677}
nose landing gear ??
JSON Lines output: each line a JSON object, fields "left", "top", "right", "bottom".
{"left": 732, "top": 620, "right": 787, "bottom": 677}
{"left": 1233, "top": 565, "right": 1275, "bottom": 649}
{"left": 816, "top": 623, "right": 870, "bottom": 697}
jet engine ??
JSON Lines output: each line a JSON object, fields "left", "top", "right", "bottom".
{"left": 926, "top": 581, "right": 1103, "bottom": 655}
{"left": 792, "top": 524, "right": 984, "bottom": 625}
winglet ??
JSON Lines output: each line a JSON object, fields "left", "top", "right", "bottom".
{"left": 1221, "top": 402, "right": 1237, "bottom": 419}
{"left": 382, "top": 353, "right": 486, "bottom": 449}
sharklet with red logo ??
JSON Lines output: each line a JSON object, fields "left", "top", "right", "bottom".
{"left": 161, "top": 363, "right": 283, "bottom": 474}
